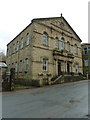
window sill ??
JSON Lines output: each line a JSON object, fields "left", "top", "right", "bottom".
{"left": 54, "top": 48, "right": 59, "bottom": 50}
{"left": 25, "top": 71, "right": 28, "bottom": 73}
{"left": 42, "top": 70, "right": 48, "bottom": 72}
{"left": 42, "top": 44, "right": 49, "bottom": 47}
{"left": 19, "top": 72, "right": 22, "bottom": 73}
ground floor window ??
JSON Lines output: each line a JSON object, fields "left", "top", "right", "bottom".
{"left": 25, "top": 58, "right": 28, "bottom": 72}
{"left": 19, "top": 60, "right": 22, "bottom": 72}
{"left": 15, "top": 62, "right": 18, "bottom": 72}
{"left": 76, "top": 64, "right": 79, "bottom": 73}
{"left": 84, "top": 58, "right": 89, "bottom": 66}
{"left": 42, "top": 58, "right": 48, "bottom": 71}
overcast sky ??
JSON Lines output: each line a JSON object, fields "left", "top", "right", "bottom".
{"left": 0, "top": 0, "right": 89, "bottom": 54}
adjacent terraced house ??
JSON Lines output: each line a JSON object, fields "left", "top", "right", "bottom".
{"left": 81, "top": 43, "right": 90, "bottom": 79}
{"left": 6, "top": 15, "right": 83, "bottom": 86}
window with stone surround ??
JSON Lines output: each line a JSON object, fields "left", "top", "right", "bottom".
{"left": 26, "top": 33, "right": 30, "bottom": 46}
{"left": 74, "top": 44, "right": 78, "bottom": 54}
{"left": 42, "top": 58, "right": 48, "bottom": 71}
{"left": 42, "top": 32, "right": 48, "bottom": 45}
{"left": 60, "top": 37, "right": 64, "bottom": 50}
{"left": 66, "top": 41, "right": 70, "bottom": 51}
{"left": 88, "top": 47, "right": 90, "bottom": 54}
{"left": 83, "top": 48, "right": 87, "bottom": 55}
{"left": 20, "top": 37, "right": 24, "bottom": 49}
{"left": 55, "top": 37, "right": 59, "bottom": 49}
{"left": 15, "top": 62, "right": 18, "bottom": 72}
{"left": 25, "top": 58, "right": 28, "bottom": 72}
{"left": 16, "top": 41, "right": 19, "bottom": 51}
{"left": 84, "top": 58, "right": 89, "bottom": 66}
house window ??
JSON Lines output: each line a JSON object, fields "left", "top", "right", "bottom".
{"left": 89, "top": 58, "right": 90, "bottom": 66}
{"left": 42, "top": 58, "right": 48, "bottom": 71}
{"left": 20, "top": 37, "right": 24, "bottom": 49}
{"left": 26, "top": 33, "right": 30, "bottom": 46}
{"left": 15, "top": 62, "right": 18, "bottom": 72}
{"left": 42, "top": 32, "right": 48, "bottom": 45}
{"left": 25, "top": 58, "right": 28, "bottom": 72}
{"left": 66, "top": 41, "right": 70, "bottom": 51}
{"left": 55, "top": 37, "right": 59, "bottom": 49}
{"left": 60, "top": 38, "right": 64, "bottom": 50}
{"left": 74, "top": 44, "right": 78, "bottom": 54}
{"left": 84, "top": 58, "right": 88, "bottom": 66}
{"left": 83, "top": 48, "right": 87, "bottom": 55}
{"left": 19, "top": 60, "right": 22, "bottom": 72}
{"left": 88, "top": 47, "right": 90, "bottom": 54}
{"left": 13, "top": 44, "right": 15, "bottom": 53}
{"left": 16, "top": 41, "right": 19, "bottom": 51}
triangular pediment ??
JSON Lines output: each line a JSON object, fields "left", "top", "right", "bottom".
{"left": 33, "top": 16, "right": 81, "bottom": 42}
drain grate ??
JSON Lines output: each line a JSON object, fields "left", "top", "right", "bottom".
{"left": 69, "top": 100, "right": 80, "bottom": 103}
{"left": 86, "top": 114, "right": 90, "bottom": 117}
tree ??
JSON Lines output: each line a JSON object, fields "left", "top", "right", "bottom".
{"left": 0, "top": 51, "right": 6, "bottom": 63}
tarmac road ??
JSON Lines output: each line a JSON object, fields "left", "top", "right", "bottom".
{"left": 2, "top": 80, "right": 88, "bottom": 118}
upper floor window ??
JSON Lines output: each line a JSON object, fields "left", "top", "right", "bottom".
{"left": 13, "top": 44, "right": 15, "bottom": 53}
{"left": 88, "top": 47, "right": 90, "bottom": 54}
{"left": 66, "top": 41, "right": 70, "bottom": 51}
{"left": 60, "top": 38, "right": 64, "bottom": 50}
{"left": 42, "top": 32, "right": 48, "bottom": 45}
{"left": 16, "top": 41, "right": 19, "bottom": 51}
{"left": 83, "top": 48, "right": 87, "bottom": 55}
{"left": 74, "top": 44, "right": 78, "bottom": 54}
{"left": 42, "top": 58, "right": 48, "bottom": 71}
{"left": 84, "top": 58, "right": 88, "bottom": 66}
{"left": 25, "top": 58, "right": 28, "bottom": 72}
{"left": 26, "top": 33, "right": 30, "bottom": 46}
{"left": 20, "top": 37, "right": 24, "bottom": 49}
{"left": 55, "top": 37, "right": 59, "bottom": 49}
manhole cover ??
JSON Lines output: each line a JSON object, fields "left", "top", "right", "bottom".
{"left": 69, "top": 100, "right": 80, "bottom": 103}
{"left": 86, "top": 114, "right": 90, "bottom": 118}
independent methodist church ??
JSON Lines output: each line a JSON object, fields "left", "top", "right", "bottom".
{"left": 6, "top": 14, "right": 83, "bottom": 85}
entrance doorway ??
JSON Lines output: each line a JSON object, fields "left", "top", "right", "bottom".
{"left": 58, "top": 61, "right": 61, "bottom": 76}
{"left": 67, "top": 63, "right": 70, "bottom": 73}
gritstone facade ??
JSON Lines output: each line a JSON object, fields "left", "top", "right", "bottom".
{"left": 6, "top": 15, "right": 83, "bottom": 85}
{"left": 81, "top": 43, "right": 90, "bottom": 79}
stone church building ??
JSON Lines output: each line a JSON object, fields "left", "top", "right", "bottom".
{"left": 6, "top": 15, "right": 83, "bottom": 85}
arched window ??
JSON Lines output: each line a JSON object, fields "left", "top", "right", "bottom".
{"left": 55, "top": 37, "right": 59, "bottom": 49}
{"left": 20, "top": 37, "right": 24, "bottom": 49}
{"left": 66, "top": 41, "right": 70, "bottom": 51}
{"left": 60, "top": 37, "right": 64, "bottom": 50}
{"left": 26, "top": 33, "right": 30, "bottom": 46}
{"left": 74, "top": 44, "right": 78, "bottom": 54}
{"left": 42, "top": 32, "right": 48, "bottom": 45}
{"left": 16, "top": 41, "right": 19, "bottom": 51}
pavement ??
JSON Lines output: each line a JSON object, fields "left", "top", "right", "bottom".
{"left": 2, "top": 80, "right": 89, "bottom": 118}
